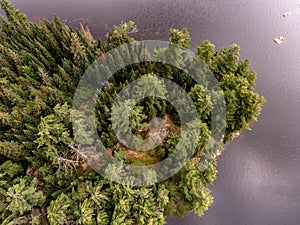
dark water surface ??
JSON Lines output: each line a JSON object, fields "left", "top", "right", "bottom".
{"left": 6, "top": 0, "right": 300, "bottom": 224}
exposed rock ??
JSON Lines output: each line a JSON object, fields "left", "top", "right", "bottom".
{"left": 274, "top": 36, "right": 285, "bottom": 45}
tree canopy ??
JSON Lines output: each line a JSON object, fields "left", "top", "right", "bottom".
{"left": 0, "top": 0, "right": 265, "bottom": 224}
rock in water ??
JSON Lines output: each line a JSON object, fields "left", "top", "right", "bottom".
{"left": 274, "top": 36, "right": 285, "bottom": 45}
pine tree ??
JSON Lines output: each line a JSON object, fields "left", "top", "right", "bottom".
{"left": 5, "top": 177, "right": 46, "bottom": 215}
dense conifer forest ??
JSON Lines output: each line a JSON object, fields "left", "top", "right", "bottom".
{"left": 0, "top": 0, "right": 265, "bottom": 224}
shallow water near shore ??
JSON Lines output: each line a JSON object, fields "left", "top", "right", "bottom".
{"left": 4, "top": 0, "right": 300, "bottom": 224}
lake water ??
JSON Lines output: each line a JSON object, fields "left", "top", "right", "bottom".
{"left": 6, "top": 0, "right": 300, "bottom": 224}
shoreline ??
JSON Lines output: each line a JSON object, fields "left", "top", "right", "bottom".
{"left": 217, "top": 132, "right": 241, "bottom": 156}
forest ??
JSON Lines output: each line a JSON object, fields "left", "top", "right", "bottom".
{"left": 0, "top": 0, "right": 265, "bottom": 224}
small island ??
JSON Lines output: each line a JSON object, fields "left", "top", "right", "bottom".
{"left": 0, "top": 0, "right": 265, "bottom": 224}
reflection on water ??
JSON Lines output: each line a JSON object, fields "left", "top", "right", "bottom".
{"left": 5, "top": 0, "right": 300, "bottom": 224}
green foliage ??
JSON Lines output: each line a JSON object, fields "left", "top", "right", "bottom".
{"left": 169, "top": 28, "right": 191, "bottom": 49}
{"left": 35, "top": 110, "right": 72, "bottom": 162}
{"left": 188, "top": 84, "right": 211, "bottom": 120}
{"left": 196, "top": 40, "right": 216, "bottom": 67}
{"left": 197, "top": 40, "right": 266, "bottom": 136}
{"left": 47, "top": 193, "right": 74, "bottom": 224}
{"left": 0, "top": 141, "right": 28, "bottom": 160}
{"left": 0, "top": 1, "right": 265, "bottom": 224}
{"left": 5, "top": 177, "right": 45, "bottom": 215}
{"left": 107, "top": 21, "right": 137, "bottom": 49}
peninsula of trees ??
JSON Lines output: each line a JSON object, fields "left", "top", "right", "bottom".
{"left": 0, "top": 0, "right": 265, "bottom": 224}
